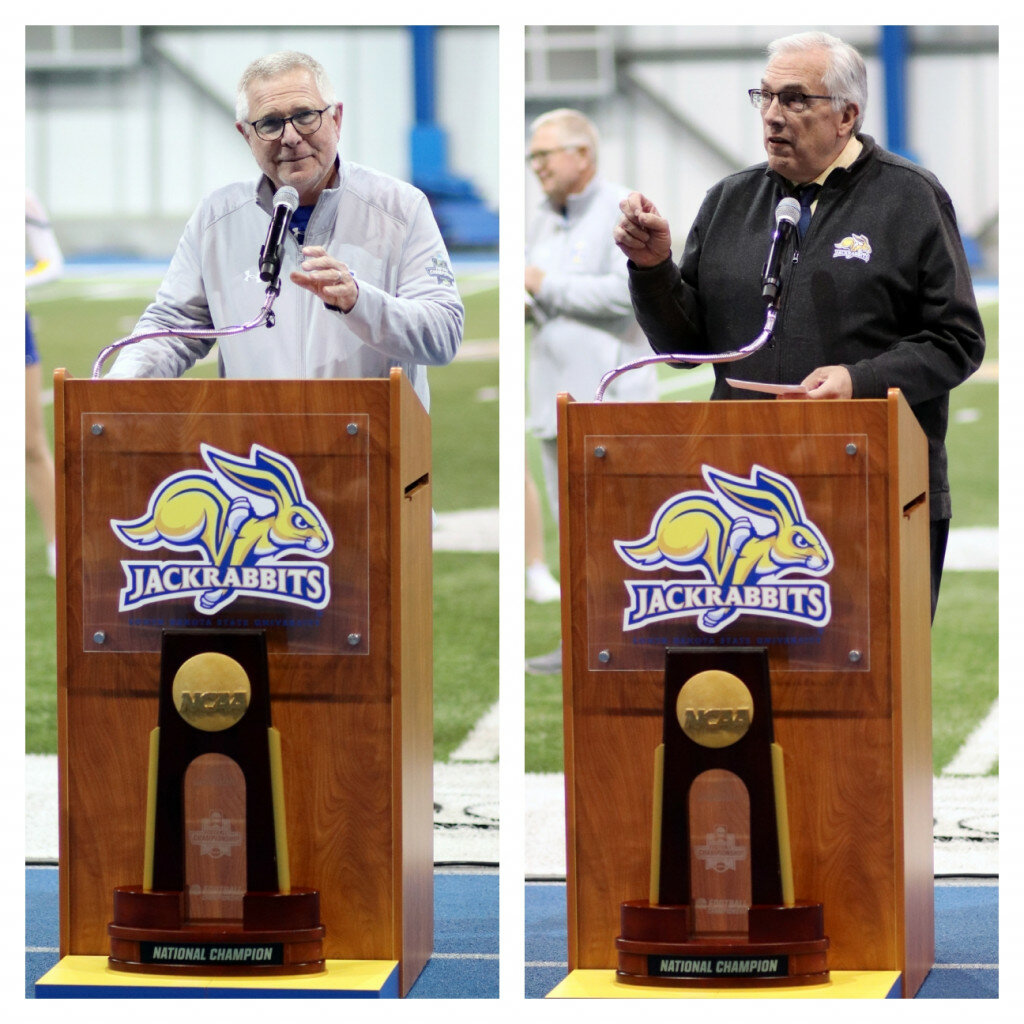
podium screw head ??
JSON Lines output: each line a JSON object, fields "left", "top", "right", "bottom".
{"left": 93, "top": 631, "right": 106, "bottom": 644}
{"left": 598, "top": 649, "right": 611, "bottom": 663}
{"left": 347, "top": 423, "right": 359, "bottom": 435}
{"left": 347, "top": 633, "right": 361, "bottom": 646}
{"left": 848, "top": 650, "right": 862, "bottom": 663}
{"left": 91, "top": 423, "right": 104, "bottom": 435}
{"left": 594, "top": 445, "right": 607, "bottom": 458}
{"left": 845, "top": 443, "right": 858, "bottom": 455}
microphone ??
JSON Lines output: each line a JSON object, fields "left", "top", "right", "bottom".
{"left": 259, "top": 186, "right": 300, "bottom": 287}
{"left": 761, "top": 196, "right": 801, "bottom": 305}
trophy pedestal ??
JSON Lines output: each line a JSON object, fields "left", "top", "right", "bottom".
{"left": 108, "top": 885, "right": 326, "bottom": 975}
{"left": 615, "top": 899, "right": 829, "bottom": 987}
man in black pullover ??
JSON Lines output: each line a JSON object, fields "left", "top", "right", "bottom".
{"left": 614, "top": 30, "right": 985, "bottom": 617}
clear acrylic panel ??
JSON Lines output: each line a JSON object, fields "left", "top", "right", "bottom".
{"left": 80, "top": 412, "right": 370, "bottom": 656}
{"left": 582, "top": 431, "right": 870, "bottom": 673}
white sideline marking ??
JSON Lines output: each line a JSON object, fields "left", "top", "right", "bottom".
{"left": 451, "top": 701, "right": 499, "bottom": 762}
{"left": 943, "top": 700, "right": 999, "bottom": 776}
{"left": 25, "top": 755, "right": 58, "bottom": 862}
{"left": 430, "top": 952, "right": 499, "bottom": 960}
{"left": 27, "top": 753, "right": 501, "bottom": 865}
{"left": 526, "top": 771, "right": 999, "bottom": 878}
{"left": 436, "top": 699, "right": 500, "bottom": 863}
{"left": 433, "top": 508, "right": 498, "bottom": 552}
{"left": 944, "top": 527, "right": 998, "bottom": 571}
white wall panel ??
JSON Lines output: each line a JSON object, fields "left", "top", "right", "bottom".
{"left": 526, "top": 26, "right": 996, "bottom": 252}
{"left": 26, "top": 26, "right": 498, "bottom": 257}
{"left": 438, "top": 27, "right": 500, "bottom": 207}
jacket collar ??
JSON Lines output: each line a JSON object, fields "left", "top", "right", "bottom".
{"left": 254, "top": 154, "right": 344, "bottom": 212}
{"left": 543, "top": 175, "right": 601, "bottom": 220}
{"left": 765, "top": 134, "right": 876, "bottom": 197}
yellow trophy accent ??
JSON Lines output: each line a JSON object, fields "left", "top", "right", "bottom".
{"left": 142, "top": 727, "right": 160, "bottom": 892}
{"left": 649, "top": 744, "right": 664, "bottom": 905}
{"left": 269, "top": 727, "right": 291, "bottom": 893}
{"left": 771, "top": 741, "right": 795, "bottom": 906}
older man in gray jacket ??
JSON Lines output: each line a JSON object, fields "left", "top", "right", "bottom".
{"left": 525, "top": 108, "right": 656, "bottom": 668}
{"left": 526, "top": 108, "right": 656, "bottom": 514}
{"left": 107, "top": 50, "right": 463, "bottom": 412}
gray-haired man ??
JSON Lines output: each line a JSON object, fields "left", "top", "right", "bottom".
{"left": 109, "top": 50, "right": 463, "bottom": 412}
{"left": 614, "top": 31, "right": 985, "bottom": 616}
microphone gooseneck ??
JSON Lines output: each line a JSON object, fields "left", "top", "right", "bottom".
{"left": 92, "top": 186, "right": 302, "bottom": 378}
{"left": 596, "top": 196, "right": 803, "bottom": 397}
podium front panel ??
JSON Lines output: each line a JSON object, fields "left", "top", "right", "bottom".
{"left": 557, "top": 393, "right": 933, "bottom": 996}
{"left": 581, "top": 428, "right": 871, "bottom": 677}
{"left": 56, "top": 374, "right": 433, "bottom": 995}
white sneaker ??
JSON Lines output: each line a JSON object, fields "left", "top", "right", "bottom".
{"left": 526, "top": 645, "right": 562, "bottom": 674}
{"left": 526, "top": 563, "right": 561, "bottom": 602}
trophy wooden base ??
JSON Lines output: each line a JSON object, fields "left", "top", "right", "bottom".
{"left": 108, "top": 886, "right": 326, "bottom": 975}
{"left": 615, "top": 900, "right": 829, "bottom": 987}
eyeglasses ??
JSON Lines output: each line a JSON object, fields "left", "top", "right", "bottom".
{"left": 526, "top": 144, "right": 579, "bottom": 165}
{"left": 748, "top": 89, "right": 837, "bottom": 114}
{"left": 249, "top": 106, "right": 332, "bottom": 141}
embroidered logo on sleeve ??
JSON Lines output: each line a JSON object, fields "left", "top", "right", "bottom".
{"left": 426, "top": 253, "right": 456, "bottom": 286}
{"left": 832, "top": 234, "right": 872, "bottom": 262}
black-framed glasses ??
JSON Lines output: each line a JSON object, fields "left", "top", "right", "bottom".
{"left": 249, "top": 106, "right": 332, "bottom": 141}
{"left": 748, "top": 89, "right": 836, "bottom": 113}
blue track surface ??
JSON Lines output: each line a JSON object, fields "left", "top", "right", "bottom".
{"left": 524, "top": 879, "right": 998, "bottom": 999}
{"left": 26, "top": 866, "right": 497, "bottom": 999}
{"left": 25, "top": 868, "right": 998, "bottom": 998}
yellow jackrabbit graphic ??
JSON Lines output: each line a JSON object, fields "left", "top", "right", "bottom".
{"left": 615, "top": 465, "right": 832, "bottom": 631}
{"left": 112, "top": 443, "right": 332, "bottom": 614}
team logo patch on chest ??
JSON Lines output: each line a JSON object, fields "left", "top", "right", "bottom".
{"left": 832, "top": 233, "right": 872, "bottom": 262}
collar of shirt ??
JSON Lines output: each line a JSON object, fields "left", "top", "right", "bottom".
{"left": 255, "top": 154, "right": 343, "bottom": 212}
{"left": 794, "top": 135, "right": 863, "bottom": 214}
{"left": 550, "top": 176, "right": 601, "bottom": 221}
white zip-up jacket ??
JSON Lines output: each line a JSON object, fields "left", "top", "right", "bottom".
{"left": 526, "top": 177, "right": 656, "bottom": 440}
{"left": 107, "top": 159, "right": 464, "bottom": 411}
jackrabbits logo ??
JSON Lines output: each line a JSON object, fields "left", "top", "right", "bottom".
{"left": 832, "top": 233, "right": 872, "bottom": 262}
{"left": 614, "top": 465, "right": 833, "bottom": 634}
{"left": 112, "top": 443, "right": 333, "bottom": 615}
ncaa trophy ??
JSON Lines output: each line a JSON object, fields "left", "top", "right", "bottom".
{"left": 108, "top": 629, "right": 325, "bottom": 974}
{"left": 615, "top": 647, "right": 828, "bottom": 986}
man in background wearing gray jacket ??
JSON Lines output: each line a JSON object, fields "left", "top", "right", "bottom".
{"left": 107, "top": 50, "right": 463, "bottom": 413}
{"left": 524, "top": 108, "right": 656, "bottom": 668}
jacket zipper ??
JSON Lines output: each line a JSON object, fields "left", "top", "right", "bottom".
{"left": 769, "top": 238, "right": 800, "bottom": 380}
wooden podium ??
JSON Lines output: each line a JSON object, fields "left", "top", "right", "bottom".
{"left": 556, "top": 389, "right": 934, "bottom": 997}
{"left": 54, "top": 368, "right": 433, "bottom": 995}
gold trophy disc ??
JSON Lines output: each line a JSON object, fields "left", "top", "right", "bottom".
{"left": 676, "top": 670, "right": 754, "bottom": 748}
{"left": 172, "top": 652, "right": 252, "bottom": 732}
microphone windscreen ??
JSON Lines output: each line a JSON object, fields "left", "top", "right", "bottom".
{"left": 273, "top": 185, "right": 300, "bottom": 212}
{"left": 775, "top": 196, "right": 801, "bottom": 227}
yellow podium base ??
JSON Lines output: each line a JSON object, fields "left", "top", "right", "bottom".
{"left": 35, "top": 955, "right": 400, "bottom": 998}
{"left": 548, "top": 969, "right": 902, "bottom": 999}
